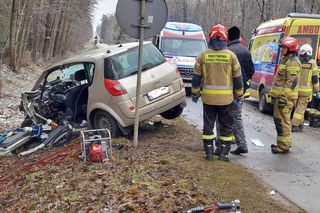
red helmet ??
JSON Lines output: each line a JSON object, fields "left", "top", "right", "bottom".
{"left": 209, "top": 24, "right": 228, "bottom": 41}
{"left": 279, "top": 37, "right": 299, "bottom": 52}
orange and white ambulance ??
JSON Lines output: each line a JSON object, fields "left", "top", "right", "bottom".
{"left": 153, "top": 22, "right": 207, "bottom": 95}
{"left": 249, "top": 13, "right": 320, "bottom": 112}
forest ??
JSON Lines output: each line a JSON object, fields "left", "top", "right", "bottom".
{"left": 0, "top": 0, "right": 96, "bottom": 71}
{"left": 0, "top": 0, "right": 320, "bottom": 70}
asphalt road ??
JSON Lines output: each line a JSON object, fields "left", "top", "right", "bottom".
{"left": 182, "top": 97, "right": 320, "bottom": 213}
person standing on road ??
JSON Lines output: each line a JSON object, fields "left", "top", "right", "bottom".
{"left": 226, "top": 26, "right": 255, "bottom": 155}
{"left": 292, "top": 44, "right": 319, "bottom": 132}
{"left": 270, "top": 37, "right": 301, "bottom": 154}
{"left": 192, "top": 24, "right": 243, "bottom": 161}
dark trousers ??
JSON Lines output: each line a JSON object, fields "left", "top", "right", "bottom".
{"left": 203, "top": 103, "right": 234, "bottom": 142}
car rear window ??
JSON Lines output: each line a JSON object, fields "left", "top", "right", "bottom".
{"left": 104, "top": 43, "right": 166, "bottom": 80}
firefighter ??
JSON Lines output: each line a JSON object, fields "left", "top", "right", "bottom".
{"left": 270, "top": 37, "right": 301, "bottom": 154}
{"left": 292, "top": 44, "right": 319, "bottom": 132}
{"left": 192, "top": 24, "right": 243, "bottom": 161}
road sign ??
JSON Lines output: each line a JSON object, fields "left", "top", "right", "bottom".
{"left": 116, "top": 0, "right": 168, "bottom": 39}
{"left": 116, "top": 0, "right": 168, "bottom": 148}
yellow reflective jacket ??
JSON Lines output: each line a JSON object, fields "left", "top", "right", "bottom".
{"left": 298, "top": 59, "right": 319, "bottom": 97}
{"left": 270, "top": 54, "right": 301, "bottom": 100}
{"left": 192, "top": 49, "right": 243, "bottom": 105}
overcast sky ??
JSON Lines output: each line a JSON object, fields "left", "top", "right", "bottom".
{"left": 93, "top": 0, "right": 118, "bottom": 31}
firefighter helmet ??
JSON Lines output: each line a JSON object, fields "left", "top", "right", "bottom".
{"left": 278, "top": 37, "right": 299, "bottom": 52}
{"left": 209, "top": 24, "right": 228, "bottom": 41}
{"left": 299, "top": 44, "right": 313, "bottom": 56}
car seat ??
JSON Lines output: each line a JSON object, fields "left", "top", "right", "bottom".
{"left": 65, "top": 69, "right": 88, "bottom": 121}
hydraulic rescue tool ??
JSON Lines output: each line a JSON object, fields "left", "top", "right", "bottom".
{"left": 182, "top": 200, "right": 241, "bottom": 213}
{"left": 80, "top": 129, "right": 112, "bottom": 162}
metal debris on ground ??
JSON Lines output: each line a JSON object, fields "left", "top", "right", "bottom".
{"left": 251, "top": 138, "right": 265, "bottom": 147}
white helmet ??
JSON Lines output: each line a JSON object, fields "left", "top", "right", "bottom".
{"left": 299, "top": 44, "right": 313, "bottom": 56}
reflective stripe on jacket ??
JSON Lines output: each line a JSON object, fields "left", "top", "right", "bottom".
{"left": 298, "top": 59, "right": 319, "bottom": 97}
{"left": 270, "top": 55, "right": 301, "bottom": 100}
{"left": 192, "top": 49, "right": 243, "bottom": 105}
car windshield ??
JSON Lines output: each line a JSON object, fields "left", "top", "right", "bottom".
{"left": 104, "top": 43, "right": 166, "bottom": 80}
{"left": 160, "top": 37, "right": 207, "bottom": 57}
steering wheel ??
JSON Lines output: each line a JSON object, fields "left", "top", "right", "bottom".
{"left": 50, "top": 91, "right": 67, "bottom": 103}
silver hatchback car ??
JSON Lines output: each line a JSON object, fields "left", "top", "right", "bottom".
{"left": 20, "top": 42, "right": 186, "bottom": 137}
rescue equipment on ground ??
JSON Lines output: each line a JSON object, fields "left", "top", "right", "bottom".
{"left": 183, "top": 199, "right": 241, "bottom": 213}
{"left": 80, "top": 129, "right": 112, "bottom": 162}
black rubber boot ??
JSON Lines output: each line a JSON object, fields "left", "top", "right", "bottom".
{"left": 291, "top": 126, "right": 300, "bottom": 133}
{"left": 213, "top": 140, "right": 221, "bottom": 156}
{"left": 203, "top": 141, "right": 214, "bottom": 160}
{"left": 271, "top": 144, "right": 289, "bottom": 154}
{"left": 218, "top": 143, "right": 231, "bottom": 162}
{"left": 231, "top": 146, "right": 248, "bottom": 155}
{"left": 299, "top": 125, "right": 304, "bottom": 131}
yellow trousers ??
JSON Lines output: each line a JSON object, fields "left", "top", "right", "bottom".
{"left": 273, "top": 98, "right": 295, "bottom": 151}
{"left": 292, "top": 96, "right": 309, "bottom": 127}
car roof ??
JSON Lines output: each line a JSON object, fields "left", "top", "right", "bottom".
{"left": 47, "top": 42, "right": 151, "bottom": 69}
{"left": 256, "top": 18, "right": 286, "bottom": 30}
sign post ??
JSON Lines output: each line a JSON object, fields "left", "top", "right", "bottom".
{"left": 116, "top": 0, "right": 168, "bottom": 147}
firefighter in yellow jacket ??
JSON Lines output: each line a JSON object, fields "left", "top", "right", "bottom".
{"left": 270, "top": 37, "right": 301, "bottom": 153}
{"left": 192, "top": 24, "right": 243, "bottom": 161}
{"left": 292, "top": 44, "right": 319, "bottom": 132}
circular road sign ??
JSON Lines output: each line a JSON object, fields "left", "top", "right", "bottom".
{"left": 116, "top": 0, "right": 168, "bottom": 39}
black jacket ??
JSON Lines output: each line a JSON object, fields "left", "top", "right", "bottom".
{"left": 228, "top": 39, "right": 255, "bottom": 91}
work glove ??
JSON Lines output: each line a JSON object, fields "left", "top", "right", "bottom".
{"left": 192, "top": 97, "right": 199, "bottom": 104}
{"left": 278, "top": 98, "right": 286, "bottom": 109}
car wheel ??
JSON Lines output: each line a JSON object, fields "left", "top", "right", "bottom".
{"left": 259, "top": 88, "right": 272, "bottom": 113}
{"left": 160, "top": 105, "right": 183, "bottom": 120}
{"left": 185, "top": 87, "right": 191, "bottom": 97}
{"left": 93, "top": 110, "right": 120, "bottom": 138}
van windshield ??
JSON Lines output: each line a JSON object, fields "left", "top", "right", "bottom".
{"left": 104, "top": 43, "right": 166, "bottom": 80}
{"left": 161, "top": 37, "right": 207, "bottom": 57}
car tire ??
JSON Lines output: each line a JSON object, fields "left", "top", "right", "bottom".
{"left": 259, "top": 88, "right": 272, "bottom": 113}
{"left": 93, "top": 110, "right": 120, "bottom": 138}
{"left": 160, "top": 105, "right": 183, "bottom": 120}
{"left": 185, "top": 87, "right": 191, "bottom": 97}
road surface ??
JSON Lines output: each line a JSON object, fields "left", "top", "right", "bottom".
{"left": 182, "top": 97, "right": 320, "bottom": 213}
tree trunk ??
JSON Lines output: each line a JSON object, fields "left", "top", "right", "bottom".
{"left": 31, "top": 0, "right": 44, "bottom": 63}
{"left": 9, "top": 0, "right": 18, "bottom": 71}
{"left": 17, "top": 0, "right": 33, "bottom": 67}
{"left": 42, "top": 0, "right": 56, "bottom": 60}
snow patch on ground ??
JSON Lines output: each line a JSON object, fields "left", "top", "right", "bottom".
{"left": 0, "top": 64, "right": 43, "bottom": 130}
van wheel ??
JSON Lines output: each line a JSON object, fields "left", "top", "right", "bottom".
{"left": 93, "top": 110, "right": 120, "bottom": 138}
{"left": 161, "top": 105, "right": 183, "bottom": 120}
{"left": 259, "top": 88, "right": 272, "bottom": 113}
